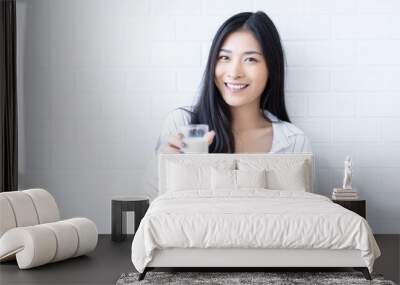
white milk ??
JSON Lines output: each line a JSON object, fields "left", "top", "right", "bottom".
{"left": 182, "top": 137, "right": 208, "bottom": 153}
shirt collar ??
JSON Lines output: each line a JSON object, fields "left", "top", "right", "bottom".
{"left": 263, "top": 110, "right": 280, "bottom": 123}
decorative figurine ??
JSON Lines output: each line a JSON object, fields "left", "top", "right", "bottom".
{"left": 342, "top": 155, "right": 353, "bottom": 190}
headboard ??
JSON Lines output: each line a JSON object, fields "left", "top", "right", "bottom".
{"left": 158, "top": 153, "right": 314, "bottom": 194}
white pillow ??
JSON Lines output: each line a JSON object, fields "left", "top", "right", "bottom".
{"left": 266, "top": 161, "right": 307, "bottom": 191}
{"left": 211, "top": 168, "right": 236, "bottom": 190}
{"left": 166, "top": 160, "right": 235, "bottom": 192}
{"left": 167, "top": 162, "right": 209, "bottom": 191}
{"left": 211, "top": 168, "right": 267, "bottom": 190}
{"left": 236, "top": 169, "right": 267, "bottom": 188}
{"left": 237, "top": 159, "right": 310, "bottom": 192}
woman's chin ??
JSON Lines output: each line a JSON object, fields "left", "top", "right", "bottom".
{"left": 224, "top": 100, "right": 249, "bottom": 108}
{"left": 222, "top": 94, "right": 253, "bottom": 107}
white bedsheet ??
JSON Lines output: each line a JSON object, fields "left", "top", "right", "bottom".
{"left": 131, "top": 190, "right": 380, "bottom": 273}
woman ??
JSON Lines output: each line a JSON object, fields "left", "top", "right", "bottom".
{"left": 145, "top": 11, "right": 312, "bottom": 199}
{"left": 158, "top": 11, "right": 311, "bottom": 154}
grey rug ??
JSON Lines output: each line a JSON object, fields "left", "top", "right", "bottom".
{"left": 116, "top": 271, "right": 397, "bottom": 285}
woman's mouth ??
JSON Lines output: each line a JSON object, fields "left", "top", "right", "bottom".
{"left": 224, "top": 82, "right": 249, "bottom": 92}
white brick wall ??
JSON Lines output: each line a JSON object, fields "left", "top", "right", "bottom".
{"left": 16, "top": 0, "right": 400, "bottom": 233}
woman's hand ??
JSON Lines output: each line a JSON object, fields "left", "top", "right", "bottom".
{"left": 161, "top": 130, "right": 216, "bottom": 154}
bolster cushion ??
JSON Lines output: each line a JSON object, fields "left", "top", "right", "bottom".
{"left": 0, "top": 217, "right": 98, "bottom": 269}
{"left": 0, "top": 188, "right": 60, "bottom": 237}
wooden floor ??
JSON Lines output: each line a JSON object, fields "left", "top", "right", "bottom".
{"left": 0, "top": 234, "right": 398, "bottom": 285}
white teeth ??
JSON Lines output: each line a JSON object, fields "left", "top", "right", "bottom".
{"left": 225, "top": 83, "right": 248, "bottom": 90}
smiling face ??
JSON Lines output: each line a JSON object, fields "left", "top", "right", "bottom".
{"left": 214, "top": 28, "right": 268, "bottom": 109}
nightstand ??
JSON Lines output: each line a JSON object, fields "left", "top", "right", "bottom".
{"left": 111, "top": 196, "right": 149, "bottom": 242}
{"left": 332, "top": 199, "right": 366, "bottom": 219}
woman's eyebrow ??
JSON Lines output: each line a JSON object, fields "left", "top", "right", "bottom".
{"left": 219, "top": 48, "right": 262, "bottom": 55}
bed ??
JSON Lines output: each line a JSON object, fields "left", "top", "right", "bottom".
{"left": 131, "top": 153, "right": 381, "bottom": 281}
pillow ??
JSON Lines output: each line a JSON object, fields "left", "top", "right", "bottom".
{"left": 166, "top": 162, "right": 209, "bottom": 191}
{"left": 266, "top": 161, "right": 307, "bottom": 191}
{"left": 236, "top": 169, "right": 267, "bottom": 188}
{"left": 211, "top": 168, "right": 236, "bottom": 190}
{"left": 210, "top": 168, "right": 267, "bottom": 190}
{"left": 166, "top": 160, "right": 235, "bottom": 192}
{"left": 237, "top": 158, "right": 310, "bottom": 192}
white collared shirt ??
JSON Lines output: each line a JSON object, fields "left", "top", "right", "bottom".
{"left": 154, "top": 107, "right": 312, "bottom": 154}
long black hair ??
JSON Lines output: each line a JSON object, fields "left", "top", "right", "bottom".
{"left": 180, "top": 11, "right": 289, "bottom": 153}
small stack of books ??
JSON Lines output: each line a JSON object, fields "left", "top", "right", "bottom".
{"left": 332, "top": 188, "right": 359, "bottom": 200}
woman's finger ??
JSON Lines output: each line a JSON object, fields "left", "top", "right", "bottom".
{"left": 167, "top": 133, "right": 185, "bottom": 149}
{"left": 205, "top": 130, "right": 216, "bottom": 145}
{"left": 163, "top": 145, "right": 182, "bottom": 154}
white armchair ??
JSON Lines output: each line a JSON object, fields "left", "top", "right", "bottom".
{"left": 0, "top": 188, "right": 98, "bottom": 269}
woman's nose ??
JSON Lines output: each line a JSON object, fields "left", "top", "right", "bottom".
{"left": 227, "top": 60, "right": 243, "bottom": 79}
{"left": 228, "top": 73, "right": 242, "bottom": 80}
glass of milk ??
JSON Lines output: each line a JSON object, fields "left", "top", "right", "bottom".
{"left": 179, "top": 124, "right": 209, "bottom": 154}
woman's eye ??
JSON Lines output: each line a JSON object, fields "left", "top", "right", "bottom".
{"left": 218, "top": 55, "right": 229, "bottom": 61}
{"left": 245, "top": 57, "right": 258, "bottom": 63}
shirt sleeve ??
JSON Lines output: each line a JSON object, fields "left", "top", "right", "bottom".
{"left": 154, "top": 108, "right": 192, "bottom": 154}
{"left": 143, "top": 108, "right": 191, "bottom": 201}
{"left": 294, "top": 134, "right": 313, "bottom": 153}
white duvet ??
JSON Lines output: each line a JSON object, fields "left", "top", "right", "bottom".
{"left": 131, "top": 190, "right": 380, "bottom": 273}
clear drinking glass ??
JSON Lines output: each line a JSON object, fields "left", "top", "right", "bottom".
{"left": 179, "top": 124, "right": 209, "bottom": 154}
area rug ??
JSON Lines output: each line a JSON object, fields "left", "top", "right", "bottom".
{"left": 116, "top": 271, "right": 397, "bottom": 285}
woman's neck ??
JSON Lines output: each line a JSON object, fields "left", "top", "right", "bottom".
{"left": 231, "top": 104, "right": 271, "bottom": 133}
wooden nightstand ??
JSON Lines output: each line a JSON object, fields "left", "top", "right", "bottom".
{"left": 332, "top": 199, "right": 366, "bottom": 219}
